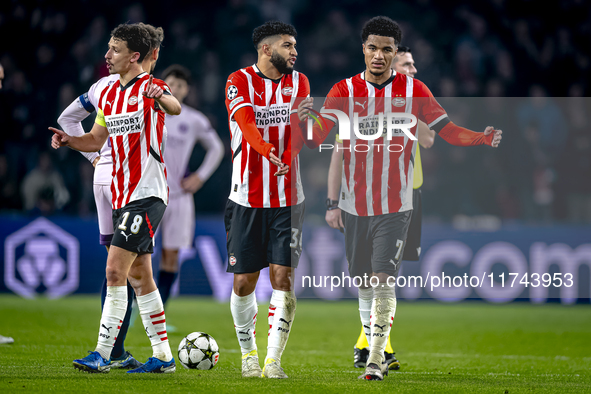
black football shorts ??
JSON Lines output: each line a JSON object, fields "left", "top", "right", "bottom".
{"left": 341, "top": 209, "right": 412, "bottom": 278}
{"left": 224, "top": 199, "right": 305, "bottom": 274}
{"left": 111, "top": 197, "right": 166, "bottom": 255}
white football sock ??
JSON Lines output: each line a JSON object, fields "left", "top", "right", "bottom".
{"left": 265, "top": 290, "right": 296, "bottom": 364}
{"left": 95, "top": 286, "right": 127, "bottom": 360}
{"left": 137, "top": 289, "right": 173, "bottom": 362}
{"left": 358, "top": 287, "right": 373, "bottom": 347}
{"left": 230, "top": 290, "right": 258, "bottom": 356}
{"left": 367, "top": 283, "right": 397, "bottom": 366}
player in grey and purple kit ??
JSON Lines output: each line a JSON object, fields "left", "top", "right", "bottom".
{"left": 156, "top": 64, "right": 224, "bottom": 308}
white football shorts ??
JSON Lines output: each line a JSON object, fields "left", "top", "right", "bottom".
{"left": 93, "top": 184, "right": 114, "bottom": 245}
{"left": 160, "top": 193, "right": 195, "bottom": 250}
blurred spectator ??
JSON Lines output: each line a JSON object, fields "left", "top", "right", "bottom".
{"left": 518, "top": 85, "right": 567, "bottom": 165}
{"left": 76, "top": 160, "right": 95, "bottom": 217}
{"left": 0, "top": 154, "right": 21, "bottom": 210}
{"left": 307, "top": 10, "right": 357, "bottom": 73}
{"left": 201, "top": 52, "right": 222, "bottom": 105}
{"left": 21, "top": 152, "right": 70, "bottom": 214}
{"left": 514, "top": 88, "right": 565, "bottom": 223}
{"left": 257, "top": 0, "right": 294, "bottom": 23}
{"left": 556, "top": 84, "right": 591, "bottom": 223}
{"left": 0, "top": 1, "right": 589, "bottom": 223}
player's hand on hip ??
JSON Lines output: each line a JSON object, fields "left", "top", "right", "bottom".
{"left": 49, "top": 127, "right": 70, "bottom": 149}
{"left": 484, "top": 126, "right": 503, "bottom": 148}
{"left": 325, "top": 208, "right": 344, "bottom": 230}
{"left": 142, "top": 75, "right": 163, "bottom": 99}
{"left": 92, "top": 156, "right": 100, "bottom": 167}
{"left": 181, "top": 173, "right": 204, "bottom": 193}
{"left": 297, "top": 97, "right": 314, "bottom": 122}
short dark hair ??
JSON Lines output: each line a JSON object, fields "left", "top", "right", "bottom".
{"left": 139, "top": 22, "right": 164, "bottom": 50}
{"left": 361, "top": 16, "right": 402, "bottom": 46}
{"left": 111, "top": 23, "right": 152, "bottom": 62}
{"left": 397, "top": 45, "right": 411, "bottom": 54}
{"left": 252, "top": 21, "right": 297, "bottom": 50}
{"left": 162, "top": 64, "right": 191, "bottom": 83}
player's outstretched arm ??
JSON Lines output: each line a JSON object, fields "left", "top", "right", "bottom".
{"left": 50, "top": 122, "right": 109, "bottom": 152}
{"left": 143, "top": 75, "right": 182, "bottom": 115}
{"left": 418, "top": 80, "right": 501, "bottom": 148}
{"left": 325, "top": 139, "right": 344, "bottom": 230}
{"left": 418, "top": 120, "right": 435, "bottom": 149}
{"left": 57, "top": 97, "right": 100, "bottom": 164}
{"left": 438, "top": 122, "right": 502, "bottom": 148}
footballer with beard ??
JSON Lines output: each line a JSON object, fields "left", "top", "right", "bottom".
{"left": 223, "top": 21, "right": 313, "bottom": 379}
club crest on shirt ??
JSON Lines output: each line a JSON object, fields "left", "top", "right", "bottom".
{"left": 227, "top": 85, "right": 238, "bottom": 100}
{"left": 281, "top": 86, "right": 293, "bottom": 96}
{"left": 392, "top": 98, "right": 406, "bottom": 107}
{"left": 128, "top": 96, "right": 138, "bottom": 106}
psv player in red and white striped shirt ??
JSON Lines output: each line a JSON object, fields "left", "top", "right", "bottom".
{"left": 322, "top": 74, "right": 444, "bottom": 217}
{"left": 297, "top": 16, "right": 502, "bottom": 381}
{"left": 225, "top": 53, "right": 307, "bottom": 208}
{"left": 50, "top": 23, "right": 182, "bottom": 374}
{"left": 224, "top": 21, "right": 311, "bottom": 379}
{"left": 97, "top": 70, "right": 169, "bottom": 209}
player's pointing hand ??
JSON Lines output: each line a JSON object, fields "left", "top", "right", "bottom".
{"left": 484, "top": 126, "right": 503, "bottom": 148}
{"left": 142, "top": 75, "right": 164, "bottom": 99}
{"left": 49, "top": 127, "right": 70, "bottom": 149}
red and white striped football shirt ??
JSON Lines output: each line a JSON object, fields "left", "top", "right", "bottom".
{"left": 225, "top": 65, "right": 309, "bottom": 208}
{"left": 96, "top": 72, "right": 169, "bottom": 209}
{"left": 323, "top": 71, "right": 448, "bottom": 217}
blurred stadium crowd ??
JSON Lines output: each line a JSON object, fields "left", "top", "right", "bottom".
{"left": 0, "top": 0, "right": 589, "bottom": 223}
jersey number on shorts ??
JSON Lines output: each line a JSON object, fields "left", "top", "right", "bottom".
{"left": 290, "top": 228, "right": 303, "bottom": 249}
{"left": 394, "top": 239, "right": 404, "bottom": 261}
{"left": 118, "top": 212, "right": 143, "bottom": 234}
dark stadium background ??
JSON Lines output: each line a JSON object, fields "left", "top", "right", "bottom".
{"left": 1, "top": 0, "right": 589, "bottom": 220}
{"left": 0, "top": 0, "right": 590, "bottom": 302}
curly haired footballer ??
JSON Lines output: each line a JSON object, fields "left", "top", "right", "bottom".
{"left": 252, "top": 21, "right": 297, "bottom": 49}
{"left": 138, "top": 22, "right": 164, "bottom": 50}
{"left": 361, "top": 16, "right": 402, "bottom": 46}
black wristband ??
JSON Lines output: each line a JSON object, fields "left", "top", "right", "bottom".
{"left": 326, "top": 198, "right": 339, "bottom": 210}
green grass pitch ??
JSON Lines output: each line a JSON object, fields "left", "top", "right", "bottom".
{"left": 0, "top": 294, "right": 590, "bottom": 393}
